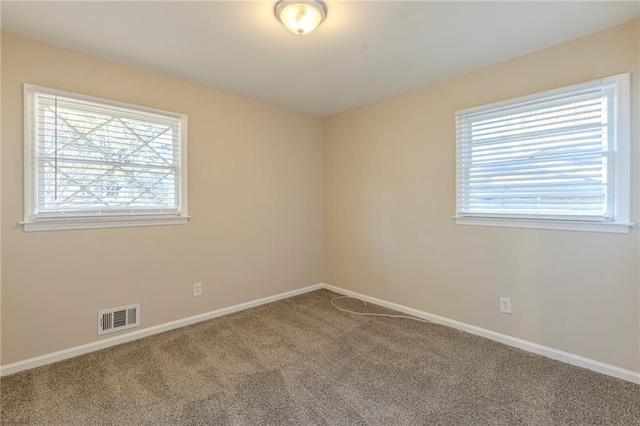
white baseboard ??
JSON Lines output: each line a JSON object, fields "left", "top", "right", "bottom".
{"left": 322, "top": 283, "right": 640, "bottom": 385}
{"left": 3, "top": 282, "right": 639, "bottom": 385}
{"left": 0, "top": 283, "right": 323, "bottom": 377}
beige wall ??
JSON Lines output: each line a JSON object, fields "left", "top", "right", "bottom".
{"left": 0, "top": 30, "right": 3, "bottom": 366}
{"left": 637, "top": 19, "right": 640, "bottom": 374}
{"left": 1, "top": 33, "right": 323, "bottom": 364}
{"left": 3, "top": 21, "right": 640, "bottom": 374}
{"left": 324, "top": 21, "right": 640, "bottom": 372}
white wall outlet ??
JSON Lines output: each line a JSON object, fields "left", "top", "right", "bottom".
{"left": 499, "top": 297, "right": 512, "bottom": 314}
{"left": 193, "top": 282, "right": 202, "bottom": 297}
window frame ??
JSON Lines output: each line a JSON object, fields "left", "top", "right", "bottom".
{"left": 22, "top": 84, "right": 189, "bottom": 232}
{"left": 454, "top": 73, "right": 632, "bottom": 234}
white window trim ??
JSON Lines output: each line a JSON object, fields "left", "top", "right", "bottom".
{"left": 454, "top": 73, "right": 632, "bottom": 234}
{"left": 453, "top": 216, "right": 632, "bottom": 234}
{"left": 21, "top": 84, "right": 190, "bottom": 232}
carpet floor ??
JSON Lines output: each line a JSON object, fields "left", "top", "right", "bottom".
{"left": 1, "top": 289, "right": 639, "bottom": 425}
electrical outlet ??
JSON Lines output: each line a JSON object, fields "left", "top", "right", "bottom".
{"left": 499, "top": 297, "right": 512, "bottom": 314}
{"left": 193, "top": 282, "right": 202, "bottom": 297}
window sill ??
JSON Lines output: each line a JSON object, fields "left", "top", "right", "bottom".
{"left": 20, "top": 216, "right": 190, "bottom": 232}
{"left": 453, "top": 216, "right": 633, "bottom": 234}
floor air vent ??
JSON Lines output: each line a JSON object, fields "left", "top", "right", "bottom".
{"left": 98, "top": 303, "right": 140, "bottom": 335}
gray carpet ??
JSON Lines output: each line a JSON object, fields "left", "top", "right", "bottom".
{"left": 1, "top": 289, "right": 639, "bottom": 425}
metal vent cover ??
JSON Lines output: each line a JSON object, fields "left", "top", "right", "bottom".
{"left": 98, "top": 303, "right": 140, "bottom": 335}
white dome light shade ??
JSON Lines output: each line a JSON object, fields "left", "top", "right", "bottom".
{"left": 275, "top": 0, "right": 327, "bottom": 35}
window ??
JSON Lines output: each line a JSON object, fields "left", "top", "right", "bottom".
{"left": 22, "top": 85, "right": 189, "bottom": 231}
{"left": 455, "top": 73, "right": 631, "bottom": 233}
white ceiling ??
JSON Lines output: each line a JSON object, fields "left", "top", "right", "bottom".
{"left": 2, "top": 1, "right": 638, "bottom": 117}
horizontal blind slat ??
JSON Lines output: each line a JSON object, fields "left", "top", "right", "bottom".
{"left": 33, "top": 89, "right": 183, "bottom": 216}
{"left": 458, "top": 122, "right": 605, "bottom": 148}
{"left": 456, "top": 81, "right": 614, "bottom": 220}
{"left": 456, "top": 87, "right": 606, "bottom": 121}
{"left": 468, "top": 100, "right": 603, "bottom": 132}
{"left": 471, "top": 109, "right": 604, "bottom": 139}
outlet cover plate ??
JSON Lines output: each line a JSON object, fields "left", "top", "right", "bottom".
{"left": 193, "top": 282, "right": 202, "bottom": 297}
{"left": 499, "top": 297, "right": 512, "bottom": 314}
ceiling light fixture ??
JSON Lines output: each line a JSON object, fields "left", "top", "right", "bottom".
{"left": 275, "top": 0, "right": 327, "bottom": 36}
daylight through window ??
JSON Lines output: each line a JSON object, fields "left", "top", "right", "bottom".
{"left": 23, "top": 85, "right": 188, "bottom": 231}
{"left": 455, "top": 74, "right": 630, "bottom": 233}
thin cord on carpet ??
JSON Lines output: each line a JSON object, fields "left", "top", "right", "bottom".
{"left": 330, "top": 295, "right": 463, "bottom": 333}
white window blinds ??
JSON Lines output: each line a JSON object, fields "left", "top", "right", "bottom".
{"left": 24, "top": 85, "right": 188, "bottom": 230}
{"left": 456, "top": 75, "right": 628, "bottom": 224}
